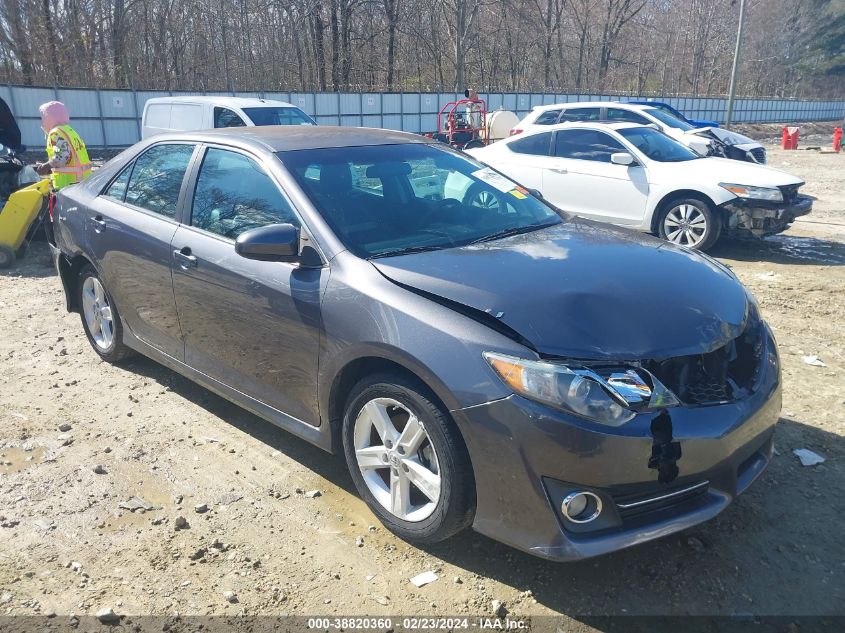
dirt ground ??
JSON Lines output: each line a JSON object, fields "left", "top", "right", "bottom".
{"left": 1, "top": 143, "right": 843, "bottom": 629}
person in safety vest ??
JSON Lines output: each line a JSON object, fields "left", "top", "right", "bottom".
{"left": 34, "top": 101, "right": 92, "bottom": 190}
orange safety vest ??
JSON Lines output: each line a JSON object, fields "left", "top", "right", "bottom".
{"left": 45, "top": 124, "right": 92, "bottom": 190}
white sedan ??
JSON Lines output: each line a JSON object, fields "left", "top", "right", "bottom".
{"left": 462, "top": 122, "right": 811, "bottom": 250}
{"left": 512, "top": 101, "right": 767, "bottom": 164}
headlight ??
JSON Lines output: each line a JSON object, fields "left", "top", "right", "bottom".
{"left": 719, "top": 183, "right": 783, "bottom": 202}
{"left": 483, "top": 352, "right": 679, "bottom": 427}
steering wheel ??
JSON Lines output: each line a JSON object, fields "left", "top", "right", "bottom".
{"left": 415, "top": 198, "right": 463, "bottom": 228}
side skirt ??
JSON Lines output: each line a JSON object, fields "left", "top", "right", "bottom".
{"left": 122, "top": 329, "right": 332, "bottom": 453}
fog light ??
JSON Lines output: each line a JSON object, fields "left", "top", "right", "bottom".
{"left": 561, "top": 491, "right": 602, "bottom": 523}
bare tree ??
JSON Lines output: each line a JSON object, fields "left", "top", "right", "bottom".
{"left": 0, "top": 0, "right": 838, "bottom": 97}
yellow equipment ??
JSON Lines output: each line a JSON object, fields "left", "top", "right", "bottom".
{"left": 0, "top": 178, "right": 50, "bottom": 268}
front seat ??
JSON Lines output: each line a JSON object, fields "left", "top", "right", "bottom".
{"left": 319, "top": 162, "right": 353, "bottom": 197}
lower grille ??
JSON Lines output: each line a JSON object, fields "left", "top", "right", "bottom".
{"left": 615, "top": 481, "right": 709, "bottom": 520}
{"left": 750, "top": 147, "right": 767, "bottom": 164}
{"left": 685, "top": 380, "right": 729, "bottom": 404}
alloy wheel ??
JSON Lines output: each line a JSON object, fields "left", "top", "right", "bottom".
{"left": 663, "top": 203, "right": 708, "bottom": 247}
{"left": 82, "top": 276, "right": 115, "bottom": 350}
{"left": 353, "top": 397, "right": 441, "bottom": 522}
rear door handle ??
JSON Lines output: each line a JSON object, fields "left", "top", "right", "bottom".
{"left": 173, "top": 247, "right": 197, "bottom": 269}
{"left": 550, "top": 167, "right": 567, "bottom": 174}
{"left": 91, "top": 216, "right": 106, "bottom": 232}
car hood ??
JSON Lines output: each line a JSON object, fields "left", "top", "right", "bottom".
{"left": 372, "top": 221, "right": 750, "bottom": 360}
{"left": 690, "top": 126, "right": 760, "bottom": 147}
{"left": 653, "top": 156, "right": 803, "bottom": 188}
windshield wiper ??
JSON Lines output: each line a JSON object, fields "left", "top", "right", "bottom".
{"left": 466, "top": 221, "right": 558, "bottom": 245}
{"left": 368, "top": 244, "right": 450, "bottom": 259}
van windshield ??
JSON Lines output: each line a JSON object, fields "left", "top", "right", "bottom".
{"left": 242, "top": 107, "right": 315, "bottom": 126}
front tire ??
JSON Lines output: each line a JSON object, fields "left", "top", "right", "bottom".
{"left": 342, "top": 373, "right": 475, "bottom": 544}
{"left": 77, "top": 265, "right": 135, "bottom": 362}
{"left": 657, "top": 196, "right": 721, "bottom": 251}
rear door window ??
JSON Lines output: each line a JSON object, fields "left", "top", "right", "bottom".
{"left": 559, "top": 107, "right": 601, "bottom": 122}
{"left": 553, "top": 129, "right": 625, "bottom": 163}
{"left": 607, "top": 108, "right": 650, "bottom": 124}
{"left": 124, "top": 144, "right": 195, "bottom": 218}
{"left": 508, "top": 132, "right": 552, "bottom": 156}
{"left": 191, "top": 148, "right": 299, "bottom": 240}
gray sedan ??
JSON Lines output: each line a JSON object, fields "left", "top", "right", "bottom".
{"left": 51, "top": 127, "right": 780, "bottom": 560}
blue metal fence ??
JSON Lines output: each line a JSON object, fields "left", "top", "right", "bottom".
{"left": 3, "top": 83, "right": 843, "bottom": 149}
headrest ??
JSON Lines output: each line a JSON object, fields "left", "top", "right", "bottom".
{"left": 366, "top": 162, "right": 412, "bottom": 178}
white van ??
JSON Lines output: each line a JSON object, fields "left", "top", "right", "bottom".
{"left": 141, "top": 96, "right": 316, "bottom": 139}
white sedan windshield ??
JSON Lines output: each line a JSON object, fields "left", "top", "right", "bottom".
{"left": 618, "top": 127, "right": 700, "bottom": 162}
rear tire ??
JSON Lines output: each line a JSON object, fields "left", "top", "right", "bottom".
{"left": 0, "top": 245, "right": 14, "bottom": 268}
{"left": 342, "top": 373, "right": 475, "bottom": 544}
{"left": 657, "top": 196, "right": 721, "bottom": 251}
{"left": 77, "top": 265, "right": 135, "bottom": 363}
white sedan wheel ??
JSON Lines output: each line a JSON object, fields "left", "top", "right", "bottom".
{"left": 663, "top": 203, "right": 708, "bottom": 248}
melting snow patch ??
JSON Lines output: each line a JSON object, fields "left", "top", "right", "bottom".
{"left": 410, "top": 571, "right": 438, "bottom": 587}
{"left": 793, "top": 449, "right": 825, "bottom": 466}
{"left": 801, "top": 355, "right": 826, "bottom": 367}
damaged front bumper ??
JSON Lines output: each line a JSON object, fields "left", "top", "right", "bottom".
{"left": 722, "top": 195, "right": 813, "bottom": 239}
{"left": 452, "top": 323, "right": 781, "bottom": 561}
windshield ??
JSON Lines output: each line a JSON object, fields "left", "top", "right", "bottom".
{"left": 242, "top": 107, "right": 315, "bottom": 126}
{"left": 642, "top": 107, "right": 696, "bottom": 132}
{"left": 618, "top": 127, "right": 700, "bottom": 162}
{"left": 651, "top": 103, "right": 687, "bottom": 120}
{"left": 278, "top": 143, "right": 562, "bottom": 258}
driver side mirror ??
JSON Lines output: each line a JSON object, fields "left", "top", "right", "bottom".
{"left": 610, "top": 152, "right": 636, "bottom": 166}
{"left": 235, "top": 223, "right": 300, "bottom": 262}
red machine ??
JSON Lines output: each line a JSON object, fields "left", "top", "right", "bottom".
{"left": 429, "top": 90, "right": 488, "bottom": 150}
{"left": 833, "top": 127, "right": 842, "bottom": 153}
{"left": 781, "top": 126, "right": 800, "bottom": 150}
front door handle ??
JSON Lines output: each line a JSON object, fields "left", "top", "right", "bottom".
{"left": 91, "top": 216, "right": 106, "bottom": 233}
{"left": 549, "top": 167, "right": 567, "bottom": 174}
{"left": 173, "top": 247, "right": 197, "bottom": 269}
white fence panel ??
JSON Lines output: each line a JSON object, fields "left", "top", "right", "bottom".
{"left": 3, "top": 84, "right": 843, "bottom": 148}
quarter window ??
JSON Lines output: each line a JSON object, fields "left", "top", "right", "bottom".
{"left": 553, "top": 129, "right": 626, "bottom": 163}
{"left": 508, "top": 132, "right": 552, "bottom": 156}
{"left": 214, "top": 107, "right": 247, "bottom": 128}
{"left": 124, "top": 144, "right": 195, "bottom": 218}
{"left": 103, "top": 163, "right": 132, "bottom": 201}
{"left": 191, "top": 148, "right": 299, "bottom": 240}
{"left": 533, "top": 110, "right": 562, "bottom": 125}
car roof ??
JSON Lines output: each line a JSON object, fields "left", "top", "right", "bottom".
{"left": 630, "top": 100, "right": 670, "bottom": 107}
{"left": 144, "top": 96, "right": 298, "bottom": 109}
{"left": 511, "top": 121, "right": 642, "bottom": 136}
{"left": 146, "top": 126, "right": 432, "bottom": 152}
{"left": 532, "top": 101, "right": 649, "bottom": 112}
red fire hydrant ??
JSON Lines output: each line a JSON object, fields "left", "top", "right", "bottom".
{"left": 834, "top": 127, "right": 843, "bottom": 153}
{"left": 781, "top": 126, "right": 800, "bottom": 150}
